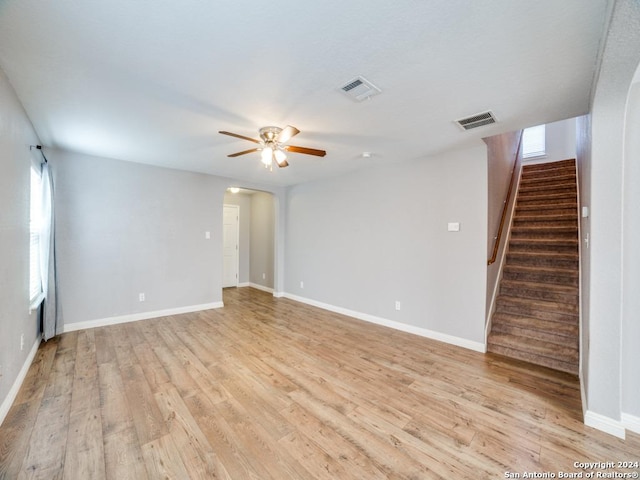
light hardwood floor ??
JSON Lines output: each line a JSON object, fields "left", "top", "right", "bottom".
{"left": 1, "top": 287, "right": 638, "bottom": 479}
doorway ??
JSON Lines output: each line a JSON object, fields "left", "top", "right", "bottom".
{"left": 223, "top": 189, "right": 276, "bottom": 292}
{"left": 222, "top": 204, "right": 239, "bottom": 287}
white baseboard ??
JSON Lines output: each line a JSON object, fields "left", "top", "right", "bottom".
{"left": 63, "top": 301, "right": 224, "bottom": 333}
{"left": 239, "top": 283, "right": 275, "bottom": 294}
{"left": 0, "top": 335, "right": 41, "bottom": 427}
{"left": 282, "top": 293, "right": 486, "bottom": 353}
{"left": 622, "top": 413, "right": 640, "bottom": 435}
{"left": 584, "top": 410, "right": 626, "bottom": 439}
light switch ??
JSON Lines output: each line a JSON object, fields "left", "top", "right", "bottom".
{"left": 447, "top": 222, "right": 460, "bottom": 232}
{"left": 205, "top": 231, "right": 211, "bottom": 239}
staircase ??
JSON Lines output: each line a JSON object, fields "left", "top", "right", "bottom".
{"left": 488, "top": 159, "right": 580, "bottom": 375}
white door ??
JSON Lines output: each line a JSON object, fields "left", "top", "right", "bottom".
{"left": 223, "top": 205, "right": 239, "bottom": 287}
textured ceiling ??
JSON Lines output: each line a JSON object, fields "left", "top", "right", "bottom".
{"left": 0, "top": 0, "right": 612, "bottom": 186}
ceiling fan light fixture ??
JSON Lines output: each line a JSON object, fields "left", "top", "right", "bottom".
{"left": 228, "top": 187, "right": 240, "bottom": 194}
{"left": 220, "top": 126, "right": 326, "bottom": 170}
{"left": 261, "top": 146, "right": 273, "bottom": 166}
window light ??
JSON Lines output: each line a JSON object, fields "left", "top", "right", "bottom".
{"left": 30, "top": 166, "right": 43, "bottom": 306}
{"left": 522, "top": 124, "right": 546, "bottom": 158}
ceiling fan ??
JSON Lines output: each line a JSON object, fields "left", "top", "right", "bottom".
{"left": 219, "top": 125, "right": 326, "bottom": 169}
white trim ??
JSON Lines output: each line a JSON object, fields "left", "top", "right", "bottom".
{"left": 29, "top": 292, "right": 45, "bottom": 313}
{"left": 238, "top": 282, "right": 275, "bottom": 294}
{"left": 0, "top": 335, "right": 41, "bottom": 427}
{"left": 584, "top": 410, "right": 626, "bottom": 439}
{"left": 622, "top": 413, "right": 640, "bottom": 434}
{"left": 521, "top": 155, "right": 548, "bottom": 163}
{"left": 579, "top": 376, "right": 587, "bottom": 427}
{"left": 248, "top": 283, "right": 274, "bottom": 294}
{"left": 283, "top": 293, "right": 486, "bottom": 353}
{"left": 575, "top": 158, "right": 586, "bottom": 412}
{"left": 272, "top": 291, "right": 285, "bottom": 298}
{"left": 63, "top": 302, "right": 224, "bottom": 333}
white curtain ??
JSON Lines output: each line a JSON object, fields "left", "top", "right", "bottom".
{"left": 40, "top": 162, "right": 60, "bottom": 340}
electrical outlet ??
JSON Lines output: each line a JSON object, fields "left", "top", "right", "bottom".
{"left": 395, "top": 301, "right": 401, "bottom": 311}
{"left": 139, "top": 293, "right": 145, "bottom": 302}
{"left": 300, "top": 281, "right": 304, "bottom": 289}
{"left": 20, "top": 333, "right": 24, "bottom": 351}
{"left": 262, "top": 273, "right": 266, "bottom": 280}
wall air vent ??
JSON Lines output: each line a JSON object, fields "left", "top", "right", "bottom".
{"left": 340, "top": 76, "right": 382, "bottom": 102}
{"left": 455, "top": 110, "right": 497, "bottom": 130}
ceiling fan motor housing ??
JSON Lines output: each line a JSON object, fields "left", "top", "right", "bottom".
{"left": 259, "top": 126, "right": 282, "bottom": 142}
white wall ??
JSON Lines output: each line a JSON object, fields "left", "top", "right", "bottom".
{"left": 484, "top": 130, "right": 521, "bottom": 317}
{"left": 522, "top": 117, "right": 577, "bottom": 165}
{"left": 0, "top": 69, "right": 42, "bottom": 422}
{"left": 285, "top": 144, "right": 488, "bottom": 347}
{"left": 250, "top": 192, "right": 275, "bottom": 290}
{"left": 575, "top": 114, "right": 592, "bottom": 401}
{"left": 585, "top": 0, "right": 640, "bottom": 434}
{"left": 622, "top": 77, "right": 640, "bottom": 421}
{"left": 50, "top": 150, "right": 229, "bottom": 327}
{"left": 544, "top": 117, "right": 577, "bottom": 163}
{"left": 224, "top": 192, "right": 252, "bottom": 284}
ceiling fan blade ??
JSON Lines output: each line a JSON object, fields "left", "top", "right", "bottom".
{"left": 228, "top": 148, "right": 260, "bottom": 157}
{"left": 219, "top": 131, "right": 261, "bottom": 144}
{"left": 285, "top": 145, "right": 327, "bottom": 157}
{"left": 276, "top": 125, "right": 300, "bottom": 144}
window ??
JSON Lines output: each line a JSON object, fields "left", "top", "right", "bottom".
{"left": 30, "top": 165, "right": 43, "bottom": 307}
{"left": 522, "top": 124, "right": 546, "bottom": 158}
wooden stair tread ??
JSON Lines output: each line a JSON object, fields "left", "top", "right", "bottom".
{"left": 503, "top": 264, "right": 578, "bottom": 276}
{"left": 511, "top": 225, "right": 578, "bottom": 238}
{"left": 506, "top": 252, "right": 579, "bottom": 268}
{"left": 508, "top": 239, "right": 578, "bottom": 254}
{"left": 519, "top": 173, "right": 577, "bottom": 185}
{"left": 500, "top": 279, "right": 578, "bottom": 294}
{"left": 500, "top": 278, "right": 577, "bottom": 292}
{"left": 519, "top": 183, "right": 576, "bottom": 193}
{"left": 491, "top": 312, "right": 579, "bottom": 336}
{"left": 522, "top": 159, "right": 575, "bottom": 171}
{"left": 516, "top": 202, "right": 577, "bottom": 210}
{"left": 496, "top": 295, "right": 578, "bottom": 315}
{"left": 514, "top": 212, "right": 578, "bottom": 221}
{"left": 487, "top": 333, "right": 578, "bottom": 358}
{"left": 517, "top": 192, "right": 577, "bottom": 202}
{"left": 504, "top": 264, "right": 578, "bottom": 278}
{"left": 509, "top": 237, "right": 578, "bottom": 246}
{"left": 486, "top": 344, "right": 578, "bottom": 375}
{"left": 490, "top": 323, "right": 577, "bottom": 347}
{"left": 507, "top": 251, "right": 578, "bottom": 260}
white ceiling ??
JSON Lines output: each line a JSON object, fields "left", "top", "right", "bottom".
{"left": 0, "top": 0, "right": 611, "bottom": 187}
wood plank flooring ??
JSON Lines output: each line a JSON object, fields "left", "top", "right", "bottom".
{"left": 1, "top": 287, "right": 638, "bottom": 479}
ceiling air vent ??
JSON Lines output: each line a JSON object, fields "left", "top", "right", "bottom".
{"left": 455, "top": 110, "right": 497, "bottom": 131}
{"left": 340, "top": 76, "right": 381, "bottom": 102}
